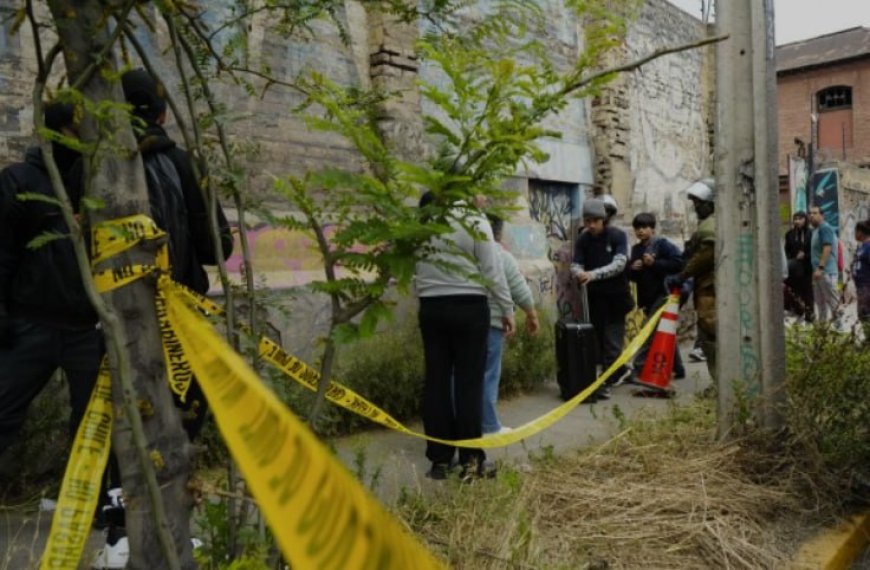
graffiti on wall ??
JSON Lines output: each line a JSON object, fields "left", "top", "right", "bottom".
{"left": 840, "top": 189, "right": 870, "bottom": 272}
{"left": 789, "top": 155, "right": 808, "bottom": 214}
{"left": 811, "top": 168, "right": 840, "bottom": 232}
{"left": 627, "top": 10, "right": 710, "bottom": 229}
{"left": 528, "top": 181, "right": 577, "bottom": 241}
{"left": 221, "top": 222, "right": 366, "bottom": 290}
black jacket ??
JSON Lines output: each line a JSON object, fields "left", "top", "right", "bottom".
{"left": 628, "top": 237, "right": 684, "bottom": 311}
{"left": 0, "top": 147, "right": 97, "bottom": 326}
{"left": 784, "top": 226, "right": 811, "bottom": 268}
{"left": 137, "top": 124, "right": 233, "bottom": 293}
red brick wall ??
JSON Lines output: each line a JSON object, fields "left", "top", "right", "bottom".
{"left": 777, "top": 57, "right": 870, "bottom": 174}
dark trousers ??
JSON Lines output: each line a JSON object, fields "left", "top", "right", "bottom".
{"left": 588, "top": 299, "right": 628, "bottom": 384}
{"left": 785, "top": 274, "right": 813, "bottom": 320}
{"left": 0, "top": 319, "right": 103, "bottom": 454}
{"left": 419, "top": 295, "right": 489, "bottom": 466}
{"left": 632, "top": 298, "right": 685, "bottom": 376}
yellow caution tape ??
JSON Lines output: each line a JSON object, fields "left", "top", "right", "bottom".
{"left": 92, "top": 216, "right": 190, "bottom": 400}
{"left": 91, "top": 214, "right": 165, "bottom": 265}
{"left": 156, "top": 289, "right": 193, "bottom": 402}
{"left": 40, "top": 363, "right": 112, "bottom": 570}
{"left": 45, "top": 212, "right": 669, "bottom": 569}
{"left": 169, "top": 278, "right": 669, "bottom": 449}
{"left": 162, "top": 280, "right": 447, "bottom": 570}
{"left": 91, "top": 215, "right": 666, "bottom": 448}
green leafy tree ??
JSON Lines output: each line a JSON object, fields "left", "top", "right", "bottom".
{"left": 9, "top": 0, "right": 722, "bottom": 566}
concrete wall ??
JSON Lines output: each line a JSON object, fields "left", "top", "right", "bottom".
{"left": 1, "top": 0, "right": 717, "bottom": 354}
{"left": 777, "top": 58, "right": 870, "bottom": 175}
{"left": 592, "top": 0, "right": 714, "bottom": 238}
{"left": 836, "top": 162, "right": 870, "bottom": 271}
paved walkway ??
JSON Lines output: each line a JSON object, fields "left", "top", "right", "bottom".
{"left": 333, "top": 345, "right": 713, "bottom": 505}
{"left": 0, "top": 341, "right": 712, "bottom": 569}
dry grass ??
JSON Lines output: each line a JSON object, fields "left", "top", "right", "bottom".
{"left": 399, "top": 401, "right": 844, "bottom": 570}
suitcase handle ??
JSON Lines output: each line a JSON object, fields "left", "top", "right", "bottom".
{"left": 578, "top": 282, "right": 590, "bottom": 324}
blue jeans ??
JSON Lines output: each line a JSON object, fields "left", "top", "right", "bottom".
{"left": 481, "top": 327, "right": 504, "bottom": 434}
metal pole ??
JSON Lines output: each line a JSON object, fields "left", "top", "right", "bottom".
{"left": 714, "top": 0, "right": 785, "bottom": 438}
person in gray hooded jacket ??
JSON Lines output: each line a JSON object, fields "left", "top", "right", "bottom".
{"left": 416, "top": 192, "right": 514, "bottom": 480}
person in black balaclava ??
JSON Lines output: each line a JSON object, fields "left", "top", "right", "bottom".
{"left": 92, "top": 69, "right": 236, "bottom": 568}
{"left": 117, "top": 68, "right": 234, "bottom": 439}
{"left": 0, "top": 102, "right": 103, "bottom": 455}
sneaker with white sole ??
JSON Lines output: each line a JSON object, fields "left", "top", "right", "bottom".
{"left": 92, "top": 525, "right": 129, "bottom": 569}
{"left": 688, "top": 347, "right": 706, "bottom": 362}
{"left": 483, "top": 426, "right": 514, "bottom": 437}
{"left": 92, "top": 527, "right": 204, "bottom": 568}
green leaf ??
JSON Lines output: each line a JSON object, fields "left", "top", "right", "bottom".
{"left": 80, "top": 196, "right": 106, "bottom": 211}
{"left": 17, "top": 192, "right": 63, "bottom": 207}
{"left": 27, "top": 231, "right": 69, "bottom": 250}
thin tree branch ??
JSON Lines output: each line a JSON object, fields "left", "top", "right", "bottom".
{"left": 25, "top": 0, "right": 45, "bottom": 79}
{"left": 173, "top": 4, "right": 309, "bottom": 96}
{"left": 29, "top": 10, "right": 181, "bottom": 569}
{"left": 168, "top": 13, "right": 261, "bottom": 353}
{"left": 70, "top": 0, "right": 137, "bottom": 91}
{"left": 561, "top": 34, "right": 729, "bottom": 97}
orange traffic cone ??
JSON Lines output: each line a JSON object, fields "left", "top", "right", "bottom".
{"left": 634, "top": 291, "right": 680, "bottom": 397}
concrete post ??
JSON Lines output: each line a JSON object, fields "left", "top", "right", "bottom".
{"left": 714, "top": 0, "right": 785, "bottom": 437}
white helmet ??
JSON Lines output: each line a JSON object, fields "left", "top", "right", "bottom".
{"left": 685, "top": 178, "right": 715, "bottom": 203}
{"left": 601, "top": 194, "right": 618, "bottom": 217}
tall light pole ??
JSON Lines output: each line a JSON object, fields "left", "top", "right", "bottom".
{"left": 714, "top": 0, "right": 785, "bottom": 437}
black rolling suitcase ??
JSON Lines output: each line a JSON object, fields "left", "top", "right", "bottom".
{"left": 555, "top": 284, "right": 599, "bottom": 401}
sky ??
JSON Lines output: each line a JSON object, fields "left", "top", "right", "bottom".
{"left": 666, "top": 0, "right": 870, "bottom": 45}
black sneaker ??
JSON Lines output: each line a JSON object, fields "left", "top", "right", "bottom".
{"left": 426, "top": 462, "right": 452, "bottom": 480}
{"left": 673, "top": 370, "right": 686, "bottom": 380}
{"left": 593, "top": 386, "right": 611, "bottom": 401}
{"left": 459, "top": 459, "right": 497, "bottom": 482}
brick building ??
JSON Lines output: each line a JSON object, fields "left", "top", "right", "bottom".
{"left": 777, "top": 27, "right": 870, "bottom": 173}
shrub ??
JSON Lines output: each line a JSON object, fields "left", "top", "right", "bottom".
{"left": 784, "top": 325, "right": 870, "bottom": 496}
{"left": 500, "top": 310, "right": 556, "bottom": 396}
{"left": 270, "top": 310, "right": 557, "bottom": 438}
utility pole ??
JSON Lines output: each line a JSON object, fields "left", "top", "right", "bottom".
{"left": 714, "top": 0, "right": 785, "bottom": 437}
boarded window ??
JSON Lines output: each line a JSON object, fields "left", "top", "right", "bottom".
{"left": 816, "top": 86, "right": 853, "bottom": 153}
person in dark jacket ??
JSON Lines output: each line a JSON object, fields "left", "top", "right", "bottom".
{"left": 784, "top": 211, "right": 813, "bottom": 321}
{"left": 91, "top": 70, "right": 237, "bottom": 567}
{"left": 121, "top": 68, "right": 234, "bottom": 296}
{"left": 570, "top": 198, "right": 634, "bottom": 400}
{"left": 120, "top": 69, "right": 234, "bottom": 438}
{"left": 0, "top": 102, "right": 101, "bottom": 454}
{"left": 627, "top": 212, "right": 686, "bottom": 381}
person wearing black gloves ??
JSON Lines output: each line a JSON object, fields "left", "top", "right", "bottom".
{"left": 91, "top": 68, "right": 236, "bottom": 569}
{"left": 665, "top": 179, "right": 717, "bottom": 382}
{"left": 0, "top": 102, "right": 100, "bottom": 455}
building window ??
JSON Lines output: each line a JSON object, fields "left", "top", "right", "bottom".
{"left": 816, "top": 86, "right": 854, "bottom": 154}
{"left": 817, "top": 86, "right": 852, "bottom": 111}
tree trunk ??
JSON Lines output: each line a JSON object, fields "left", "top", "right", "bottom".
{"left": 46, "top": 2, "right": 195, "bottom": 568}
